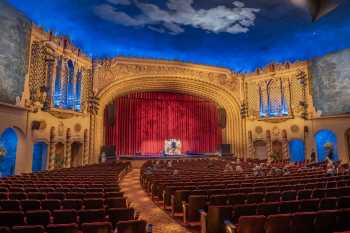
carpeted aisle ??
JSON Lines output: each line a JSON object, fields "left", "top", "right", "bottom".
{"left": 120, "top": 168, "right": 190, "bottom": 233}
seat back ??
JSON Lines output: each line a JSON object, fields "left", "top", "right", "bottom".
{"left": 12, "top": 225, "right": 45, "bottom": 233}
{"left": 81, "top": 222, "right": 113, "bottom": 233}
{"left": 239, "top": 215, "right": 266, "bottom": 233}
{"left": 116, "top": 220, "right": 146, "bottom": 233}
{"left": 265, "top": 214, "right": 291, "bottom": 233}
{"left": 207, "top": 205, "right": 233, "bottom": 233}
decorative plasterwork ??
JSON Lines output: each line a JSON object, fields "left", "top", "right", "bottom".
{"left": 93, "top": 58, "right": 241, "bottom": 96}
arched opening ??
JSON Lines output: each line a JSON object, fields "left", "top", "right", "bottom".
{"left": 346, "top": 129, "right": 350, "bottom": 161}
{"left": 0, "top": 128, "right": 18, "bottom": 176}
{"left": 254, "top": 140, "right": 267, "bottom": 160}
{"left": 315, "top": 130, "right": 338, "bottom": 161}
{"left": 55, "top": 142, "right": 65, "bottom": 169}
{"left": 272, "top": 140, "right": 283, "bottom": 161}
{"left": 71, "top": 142, "right": 83, "bottom": 167}
{"left": 289, "top": 139, "right": 305, "bottom": 162}
{"left": 32, "top": 142, "right": 48, "bottom": 172}
{"left": 75, "top": 70, "right": 82, "bottom": 111}
{"left": 65, "top": 60, "right": 75, "bottom": 109}
{"left": 95, "top": 73, "right": 243, "bottom": 163}
{"left": 104, "top": 92, "right": 222, "bottom": 156}
{"left": 53, "top": 59, "right": 62, "bottom": 107}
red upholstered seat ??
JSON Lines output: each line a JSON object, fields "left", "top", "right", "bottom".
{"left": 314, "top": 210, "right": 337, "bottom": 233}
{"left": 81, "top": 222, "right": 113, "bottom": 233}
{"left": 20, "top": 199, "right": 41, "bottom": 211}
{"left": 107, "top": 208, "right": 134, "bottom": 228}
{"left": 238, "top": 215, "right": 266, "bottom": 233}
{"left": 264, "top": 214, "right": 291, "bottom": 233}
{"left": 336, "top": 208, "right": 350, "bottom": 232}
{"left": 256, "top": 202, "right": 279, "bottom": 216}
{"left": 62, "top": 199, "right": 83, "bottom": 210}
{"left": 12, "top": 225, "right": 45, "bottom": 233}
{"left": 53, "top": 209, "right": 77, "bottom": 224}
{"left": 319, "top": 197, "right": 338, "bottom": 210}
{"left": 46, "top": 223, "right": 79, "bottom": 233}
{"left": 116, "top": 220, "right": 147, "bottom": 233}
{"left": 281, "top": 191, "right": 297, "bottom": 201}
{"left": 280, "top": 200, "right": 300, "bottom": 213}
{"left": 8, "top": 192, "right": 27, "bottom": 200}
{"left": 0, "top": 227, "right": 10, "bottom": 233}
{"left": 84, "top": 198, "right": 104, "bottom": 209}
{"left": 297, "top": 189, "right": 312, "bottom": 200}
{"left": 41, "top": 199, "right": 61, "bottom": 211}
{"left": 105, "top": 197, "right": 127, "bottom": 209}
{"left": 47, "top": 192, "right": 65, "bottom": 200}
{"left": 265, "top": 192, "right": 281, "bottom": 202}
{"left": 290, "top": 212, "right": 316, "bottom": 233}
{"left": 27, "top": 192, "right": 45, "bottom": 200}
{"left": 78, "top": 209, "right": 106, "bottom": 224}
{"left": 1, "top": 200, "right": 20, "bottom": 211}
{"left": 0, "top": 211, "right": 25, "bottom": 227}
{"left": 26, "top": 210, "right": 51, "bottom": 227}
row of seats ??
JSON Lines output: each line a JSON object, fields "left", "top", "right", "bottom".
{"left": 140, "top": 158, "right": 350, "bottom": 233}
{"left": 0, "top": 197, "right": 126, "bottom": 211}
{"left": 0, "top": 208, "right": 134, "bottom": 228}
{"left": 224, "top": 209, "right": 350, "bottom": 233}
{"left": 0, "top": 220, "right": 146, "bottom": 233}
{"left": 0, "top": 162, "right": 148, "bottom": 233}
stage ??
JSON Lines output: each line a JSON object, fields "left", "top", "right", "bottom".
{"left": 118, "top": 153, "right": 218, "bottom": 160}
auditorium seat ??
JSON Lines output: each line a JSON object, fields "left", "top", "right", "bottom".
{"left": 46, "top": 223, "right": 79, "bottom": 233}
{"left": 265, "top": 192, "right": 281, "bottom": 202}
{"left": 84, "top": 198, "right": 104, "bottom": 209}
{"left": 338, "top": 196, "right": 350, "bottom": 208}
{"left": 65, "top": 192, "right": 84, "bottom": 200}
{"left": 314, "top": 210, "right": 338, "bottom": 233}
{"left": 319, "top": 197, "right": 338, "bottom": 210}
{"left": 184, "top": 195, "right": 207, "bottom": 223}
{"left": 26, "top": 210, "right": 51, "bottom": 227}
{"left": 52, "top": 209, "right": 77, "bottom": 224}
{"left": 107, "top": 208, "right": 134, "bottom": 228}
{"left": 0, "top": 193, "right": 8, "bottom": 200}
{"left": 290, "top": 212, "right": 316, "bottom": 233}
{"left": 210, "top": 195, "right": 228, "bottom": 205}
{"left": 21, "top": 199, "right": 41, "bottom": 211}
{"left": 81, "top": 222, "right": 113, "bottom": 233}
{"left": 264, "top": 214, "right": 291, "bottom": 233}
{"left": 282, "top": 191, "right": 297, "bottom": 201}
{"left": 41, "top": 199, "right": 61, "bottom": 212}
{"left": 12, "top": 225, "right": 45, "bottom": 233}
{"left": 78, "top": 209, "right": 106, "bottom": 224}
{"left": 0, "top": 211, "right": 25, "bottom": 227}
{"left": 238, "top": 215, "right": 266, "bottom": 233}
{"left": 228, "top": 194, "right": 245, "bottom": 205}
{"left": 105, "top": 197, "right": 127, "bottom": 209}
{"left": 1, "top": 200, "right": 20, "bottom": 211}
{"left": 47, "top": 192, "right": 65, "bottom": 200}
{"left": 280, "top": 201, "right": 299, "bottom": 213}
{"left": 205, "top": 205, "right": 233, "bottom": 233}
{"left": 256, "top": 202, "right": 279, "bottom": 216}
{"left": 9, "top": 192, "right": 27, "bottom": 200}
{"left": 105, "top": 192, "right": 123, "bottom": 198}
{"left": 85, "top": 192, "right": 104, "bottom": 199}
{"left": 336, "top": 208, "right": 350, "bottom": 231}
{"left": 300, "top": 199, "right": 319, "bottom": 212}
{"left": 247, "top": 192, "right": 264, "bottom": 204}
{"left": 116, "top": 220, "right": 146, "bottom": 233}
{"left": 298, "top": 189, "right": 312, "bottom": 200}
{"left": 62, "top": 199, "right": 83, "bottom": 210}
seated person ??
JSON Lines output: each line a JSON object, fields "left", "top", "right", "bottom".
{"left": 224, "top": 163, "right": 233, "bottom": 173}
{"left": 235, "top": 165, "right": 243, "bottom": 173}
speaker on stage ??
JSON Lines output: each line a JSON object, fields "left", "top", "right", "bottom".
{"left": 101, "top": 145, "right": 116, "bottom": 161}
{"left": 219, "top": 144, "right": 231, "bottom": 155}
{"left": 218, "top": 108, "right": 226, "bottom": 129}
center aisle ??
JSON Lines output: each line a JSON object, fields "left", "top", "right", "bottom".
{"left": 120, "top": 167, "right": 190, "bottom": 233}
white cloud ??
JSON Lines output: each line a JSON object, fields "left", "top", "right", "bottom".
{"left": 95, "top": 0, "right": 260, "bottom": 35}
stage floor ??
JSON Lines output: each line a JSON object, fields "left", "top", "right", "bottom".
{"left": 118, "top": 154, "right": 218, "bottom": 160}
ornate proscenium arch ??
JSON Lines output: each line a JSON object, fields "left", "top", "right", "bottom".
{"left": 92, "top": 58, "right": 245, "bottom": 162}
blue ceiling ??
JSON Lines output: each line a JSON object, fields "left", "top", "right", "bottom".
{"left": 6, "top": 0, "right": 350, "bottom": 72}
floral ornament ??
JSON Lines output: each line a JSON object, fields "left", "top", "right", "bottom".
{"left": 324, "top": 142, "right": 333, "bottom": 150}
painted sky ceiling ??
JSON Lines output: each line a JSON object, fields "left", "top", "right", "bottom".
{"left": 6, "top": 0, "right": 350, "bottom": 72}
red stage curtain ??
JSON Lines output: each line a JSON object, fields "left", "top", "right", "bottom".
{"left": 104, "top": 92, "right": 222, "bottom": 156}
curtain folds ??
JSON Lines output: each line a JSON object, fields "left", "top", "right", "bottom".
{"left": 104, "top": 92, "right": 221, "bottom": 156}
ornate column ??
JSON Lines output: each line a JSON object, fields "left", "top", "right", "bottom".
{"left": 48, "top": 58, "right": 57, "bottom": 108}
{"left": 266, "top": 130, "right": 272, "bottom": 162}
{"left": 65, "top": 128, "right": 72, "bottom": 168}
{"left": 282, "top": 130, "right": 289, "bottom": 160}
{"left": 48, "top": 127, "right": 56, "bottom": 170}
{"left": 83, "top": 129, "right": 89, "bottom": 166}
{"left": 247, "top": 130, "right": 255, "bottom": 159}
{"left": 60, "top": 58, "right": 67, "bottom": 108}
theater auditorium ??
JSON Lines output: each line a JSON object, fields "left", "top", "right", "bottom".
{"left": 0, "top": 0, "right": 350, "bottom": 232}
